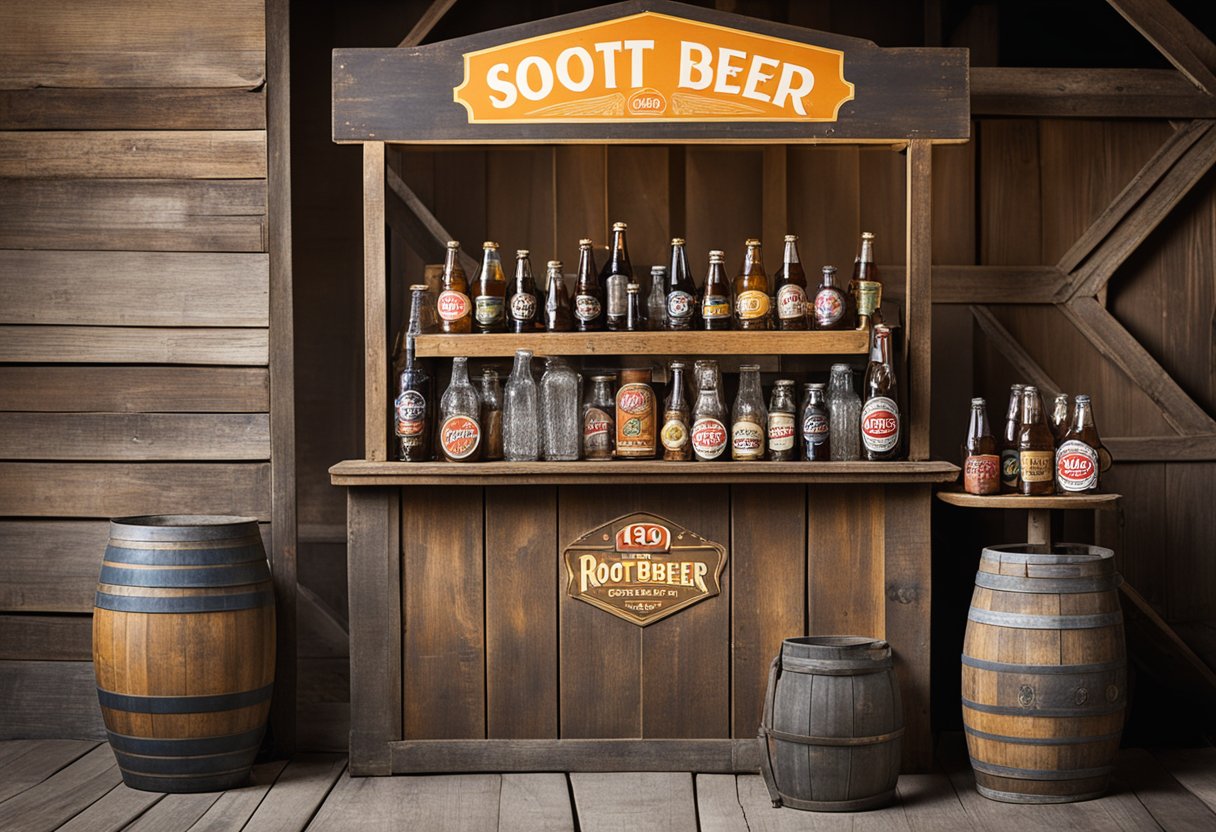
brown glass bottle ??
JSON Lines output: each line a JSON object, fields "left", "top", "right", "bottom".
{"left": 665, "top": 238, "right": 698, "bottom": 331}
{"left": 1056, "top": 394, "right": 1102, "bottom": 494}
{"left": 437, "top": 240, "right": 472, "bottom": 334}
{"left": 861, "top": 324, "right": 901, "bottom": 460}
{"left": 733, "top": 239, "right": 770, "bottom": 330}
{"left": 812, "top": 266, "right": 850, "bottom": 331}
{"left": 1017, "top": 386, "right": 1054, "bottom": 495}
{"left": 701, "top": 250, "right": 732, "bottom": 331}
{"left": 477, "top": 368, "right": 504, "bottom": 461}
{"left": 573, "top": 237, "right": 605, "bottom": 331}
{"left": 473, "top": 241, "right": 507, "bottom": 333}
{"left": 395, "top": 284, "right": 433, "bottom": 462}
{"left": 625, "top": 283, "right": 644, "bottom": 331}
{"left": 962, "top": 397, "right": 999, "bottom": 495}
{"left": 506, "top": 250, "right": 540, "bottom": 334}
{"left": 999, "top": 384, "right": 1025, "bottom": 493}
{"left": 773, "top": 235, "right": 808, "bottom": 330}
{"left": 849, "top": 231, "right": 882, "bottom": 328}
{"left": 661, "top": 362, "right": 692, "bottom": 461}
{"left": 544, "top": 260, "right": 573, "bottom": 332}
{"left": 600, "top": 222, "right": 633, "bottom": 331}
{"left": 616, "top": 368, "right": 655, "bottom": 458}
{"left": 767, "top": 379, "right": 798, "bottom": 460}
{"left": 582, "top": 375, "right": 616, "bottom": 460}
{"left": 1049, "top": 393, "right": 1070, "bottom": 445}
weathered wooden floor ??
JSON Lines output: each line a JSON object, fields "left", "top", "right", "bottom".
{"left": 0, "top": 737, "right": 1213, "bottom": 831}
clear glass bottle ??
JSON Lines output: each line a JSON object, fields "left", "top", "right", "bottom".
{"left": 647, "top": 265, "right": 668, "bottom": 330}
{"left": 477, "top": 368, "right": 504, "bottom": 461}
{"left": 827, "top": 363, "right": 861, "bottom": 461}
{"left": 693, "top": 358, "right": 723, "bottom": 399}
{"left": 731, "top": 364, "right": 767, "bottom": 461}
{"left": 582, "top": 375, "right": 616, "bottom": 460}
{"left": 540, "top": 357, "right": 580, "bottom": 461}
{"left": 503, "top": 349, "right": 539, "bottom": 462}
{"left": 767, "top": 380, "right": 798, "bottom": 461}
{"left": 438, "top": 357, "right": 482, "bottom": 462}
{"left": 690, "top": 363, "right": 727, "bottom": 462}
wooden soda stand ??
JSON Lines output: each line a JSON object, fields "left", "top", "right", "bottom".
{"left": 330, "top": 0, "right": 968, "bottom": 775}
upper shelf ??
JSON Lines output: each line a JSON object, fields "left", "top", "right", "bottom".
{"left": 414, "top": 329, "right": 870, "bottom": 357}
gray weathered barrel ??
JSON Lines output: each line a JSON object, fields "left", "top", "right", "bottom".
{"left": 758, "top": 636, "right": 903, "bottom": 812}
{"left": 963, "top": 543, "right": 1126, "bottom": 804}
{"left": 93, "top": 516, "right": 275, "bottom": 793}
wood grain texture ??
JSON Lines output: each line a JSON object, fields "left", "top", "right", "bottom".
{"left": 0, "top": 521, "right": 115, "bottom": 612}
{"left": 1165, "top": 462, "right": 1216, "bottom": 622}
{"left": 0, "top": 739, "right": 97, "bottom": 802}
{"left": 0, "top": 87, "right": 266, "bottom": 130}
{"left": 0, "top": 131, "right": 266, "bottom": 179}
{"left": 1104, "top": 434, "right": 1216, "bottom": 461}
{"left": 402, "top": 486, "right": 485, "bottom": 740}
{"left": 731, "top": 485, "right": 805, "bottom": 739}
{"left": 44, "top": 774, "right": 163, "bottom": 832}
{"left": 0, "top": 615, "right": 92, "bottom": 661}
{"left": 979, "top": 119, "right": 1041, "bottom": 265}
{"left": 807, "top": 485, "right": 885, "bottom": 638}
{"left": 906, "top": 139, "right": 932, "bottom": 460}
{"left": 0, "top": 326, "right": 268, "bottom": 365}
{"left": 970, "top": 67, "right": 1216, "bottom": 118}
{"left": 399, "top": 0, "right": 460, "bottom": 48}
{"left": 788, "top": 145, "right": 860, "bottom": 273}
{"left": 1115, "top": 748, "right": 1216, "bottom": 830}
{"left": 175, "top": 760, "right": 288, "bottom": 832}
{"left": 570, "top": 772, "right": 697, "bottom": 832}
{"left": 0, "top": 661, "right": 105, "bottom": 740}
{"left": 0, "top": 462, "right": 271, "bottom": 519}
{"left": 1155, "top": 748, "right": 1216, "bottom": 815}
{"left": 695, "top": 774, "right": 749, "bottom": 832}
{"left": 0, "top": 413, "right": 270, "bottom": 461}
{"left": 0, "top": 366, "right": 270, "bottom": 413}
{"left": 239, "top": 754, "right": 347, "bottom": 832}
{"left": 607, "top": 146, "right": 670, "bottom": 268}
{"left": 487, "top": 146, "right": 556, "bottom": 260}
{"left": 555, "top": 146, "right": 606, "bottom": 254}
{"left": 121, "top": 792, "right": 224, "bottom": 832}
{"left": 309, "top": 770, "right": 500, "bottom": 832}
{"left": 0, "top": 0, "right": 265, "bottom": 89}
{"left": 969, "top": 306, "right": 1062, "bottom": 398}
{"left": 414, "top": 329, "right": 870, "bottom": 357}
{"left": 0, "top": 178, "right": 266, "bottom": 252}
{"left": 1107, "top": 0, "right": 1216, "bottom": 95}
{"left": 931, "top": 266, "right": 1068, "bottom": 304}
{"left": 363, "top": 142, "right": 387, "bottom": 462}
{"left": 0, "top": 746, "right": 119, "bottom": 830}
{"left": 485, "top": 487, "right": 558, "bottom": 739}
{"left": 0, "top": 250, "right": 269, "bottom": 327}
{"left": 389, "top": 738, "right": 755, "bottom": 772}
{"left": 498, "top": 773, "right": 576, "bottom": 832}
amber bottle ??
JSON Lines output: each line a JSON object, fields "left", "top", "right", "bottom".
{"left": 1017, "top": 386, "right": 1054, "bottom": 496}
{"left": 733, "top": 239, "right": 770, "bottom": 331}
{"left": 436, "top": 240, "right": 472, "bottom": 334}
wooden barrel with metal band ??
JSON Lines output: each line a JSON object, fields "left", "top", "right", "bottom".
{"left": 758, "top": 636, "right": 903, "bottom": 812}
{"left": 93, "top": 516, "right": 276, "bottom": 793}
{"left": 962, "top": 543, "right": 1125, "bottom": 804}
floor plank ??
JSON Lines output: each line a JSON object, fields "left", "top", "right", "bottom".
{"left": 695, "top": 774, "right": 749, "bottom": 832}
{"left": 121, "top": 792, "right": 224, "bottom": 832}
{"left": 0, "top": 739, "right": 97, "bottom": 803}
{"left": 497, "top": 774, "right": 574, "bottom": 832}
{"left": 736, "top": 772, "right": 915, "bottom": 831}
{"left": 895, "top": 773, "right": 974, "bottom": 832}
{"left": 0, "top": 744, "right": 120, "bottom": 832}
{"left": 242, "top": 754, "right": 346, "bottom": 832}
{"left": 1154, "top": 748, "right": 1216, "bottom": 815}
{"left": 569, "top": 773, "right": 697, "bottom": 832}
{"left": 306, "top": 773, "right": 501, "bottom": 831}
{"left": 186, "top": 761, "right": 289, "bottom": 832}
{"left": 55, "top": 783, "right": 162, "bottom": 832}
{"left": 1115, "top": 748, "right": 1216, "bottom": 832}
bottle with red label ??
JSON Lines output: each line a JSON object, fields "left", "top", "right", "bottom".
{"left": 961, "top": 397, "right": 999, "bottom": 495}
{"left": 437, "top": 240, "right": 472, "bottom": 334}
{"left": 1056, "top": 394, "right": 1103, "bottom": 494}
{"left": 767, "top": 380, "right": 797, "bottom": 461}
{"left": 733, "top": 239, "right": 770, "bottom": 330}
{"left": 581, "top": 375, "right": 615, "bottom": 460}
{"left": 773, "top": 235, "right": 808, "bottom": 330}
{"left": 861, "top": 324, "right": 902, "bottom": 460}
{"left": 665, "top": 238, "right": 698, "bottom": 331}
{"left": 661, "top": 362, "right": 692, "bottom": 461}
{"left": 691, "top": 361, "right": 727, "bottom": 462}
{"left": 801, "top": 382, "right": 831, "bottom": 461}
{"left": 732, "top": 364, "right": 767, "bottom": 461}
{"left": 813, "top": 266, "right": 850, "bottom": 331}
{"left": 394, "top": 283, "right": 433, "bottom": 462}
{"left": 438, "top": 357, "right": 482, "bottom": 463}
{"left": 1018, "top": 386, "right": 1054, "bottom": 495}
{"left": 573, "top": 238, "right": 604, "bottom": 331}
{"left": 615, "top": 368, "right": 656, "bottom": 458}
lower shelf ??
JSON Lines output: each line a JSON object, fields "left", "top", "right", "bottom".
{"left": 329, "top": 459, "right": 960, "bottom": 486}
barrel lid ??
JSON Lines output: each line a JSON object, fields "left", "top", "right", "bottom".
{"left": 109, "top": 515, "right": 260, "bottom": 543}
{"left": 781, "top": 635, "right": 891, "bottom": 662}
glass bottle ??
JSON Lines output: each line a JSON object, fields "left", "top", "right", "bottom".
{"left": 1000, "top": 384, "right": 1026, "bottom": 493}
{"left": 693, "top": 358, "right": 723, "bottom": 400}
{"left": 582, "top": 374, "right": 616, "bottom": 460}
{"left": 1056, "top": 394, "right": 1103, "bottom": 494}
{"left": 438, "top": 357, "right": 482, "bottom": 462}
{"left": 473, "top": 241, "right": 507, "bottom": 333}
{"left": 701, "top": 250, "right": 732, "bottom": 331}
{"left": 601, "top": 221, "right": 633, "bottom": 330}
{"left": 540, "top": 357, "right": 580, "bottom": 461}
{"left": 437, "top": 240, "right": 472, "bottom": 334}
{"left": 616, "top": 368, "right": 656, "bottom": 458}
{"left": 1049, "top": 393, "right": 1071, "bottom": 445}
{"left": 665, "top": 239, "right": 698, "bottom": 331}
{"left": 962, "top": 397, "right": 999, "bottom": 495}
{"left": 506, "top": 250, "right": 539, "bottom": 334}
{"left": 691, "top": 363, "right": 728, "bottom": 462}
{"left": 801, "top": 383, "right": 831, "bottom": 461}
{"left": 477, "top": 368, "right": 504, "bottom": 461}
{"left": 573, "top": 238, "right": 605, "bottom": 332}
{"left": 503, "top": 349, "right": 539, "bottom": 462}
{"left": 394, "top": 284, "right": 433, "bottom": 462}
{"left": 813, "top": 266, "right": 850, "bottom": 331}
{"left": 767, "top": 380, "right": 798, "bottom": 461}
{"left": 544, "top": 260, "right": 573, "bottom": 333}
{"left": 648, "top": 265, "right": 668, "bottom": 330}
{"left": 391, "top": 283, "right": 437, "bottom": 379}
{"left": 773, "top": 235, "right": 808, "bottom": 330}
{"left": 661, "top": 362, "right": 692, "bottom": 461}
{"left": 827, "top": 364, "right": 860, "bottom": 461}
{"left": 732, "top": 364, "right": 767, "bottom": 460}
{"left": 861, "top": 324, "right": 901, "bottom": 460}
{"left": 625, "top": 283, "right": 645, "bottom": 331}
{"left": 733, "top": 239, "right": 770, "bottom": 330}
{"left": 1018, "top": 386, "right": 1054, "bottom": 496}
{"left": 850, "top": 231, "right": 882, "bottom": 329}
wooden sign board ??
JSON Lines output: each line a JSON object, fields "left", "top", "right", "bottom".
{"left": 333, "top": 0, "right": 969, "bottom": 143}
{"left": 563, "top": 511, "right": 727, "bottom": 626}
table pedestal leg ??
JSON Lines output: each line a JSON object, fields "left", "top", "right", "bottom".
{"left": 1027, "top": 509, "right": 1051, "bottom": 547}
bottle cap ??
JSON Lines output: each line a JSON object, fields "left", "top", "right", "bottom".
{"left": 579, "top": 238, "right": 593, "bottom": 247}
{"left": 740, "top": 363, "right": 760, "bottom": 371}
{"left": 822, "top": 265, "right": 837, "bottom": 274}
{"left": 482, "top": 368, "right": 500, "bottom": 379}
{"left": 670, "top": 361, "right": 686, "bottom": 370}
{"left": 809, "top": 382, "right": 826, "bottom": 391}
{"left": 547, "top": 260, "right": 562, "bottom": 270}
{"left": 408, "top": 283, "right": 429, "bottom": 292}
{"left": 1011, "top": 383, "right": 1025, "bottom": 391}
{"left": 590, "top": 375, "right": 615, "bottom": 382}
{"left": 650, "top": 265, "right": 666, "bottom": 276}
{"left": 861, "top": 231, "right": 875, "bottom": 240}
{"left": 830, "top": 363, "right": 853, "bottom": 372}
{"left": 612, "top": 221, "right": 628, "bottom": 230}
{"left": 775, "top": 379, "right": 795, "bottom": 387}
{"left": 745, "top": 238, "right": 762, "bottom": 246}
{"left": 671, "top": 237, "right": 686, "bottom": 246}
{"left": 516, "top": 249, "right": 529, "bottom": 258}
{"left": 709, "top": 250, "right": 725, "bottom": 261}
{"left": 1075, "top": 394, "right": 1090, "bottom": 402}
{"left": 626, "top": 283, "right": 640, "bottom": 292}
{"left": 1024, "top": 385, "right": 1039, "bottom": 394}
{"left": 784, "top": 234, "right": 798, "bottom": 242}
{"left": 446, "top": 240, "right": 461, "bottom": 249}
{"left": 483, "top": 241, "right": 499, "bottom": 249}
{"left": 971, "top": 397, "right": 986, "bottom": 406}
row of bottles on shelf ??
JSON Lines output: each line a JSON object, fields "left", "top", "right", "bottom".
{"left": 397, "top": 225, "right": 884, "bottom": 341}
{"left": 395, "top": 322, "right": 905, "bottom": 464}
{"left": 960, "top": 385, "right": 1112, "bottom": 496}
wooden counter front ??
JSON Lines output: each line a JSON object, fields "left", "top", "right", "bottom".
{"left": 336, "top": 462, "right": 957, "bottom": 776}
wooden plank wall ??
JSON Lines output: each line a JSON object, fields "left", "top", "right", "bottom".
{"left": 0, "top": 0, "right": 278, "bottom": 740}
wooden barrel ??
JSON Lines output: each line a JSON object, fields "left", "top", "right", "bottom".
{"left": 962, "top": 543, "right": 1126, "bottom": 804}
{"left": 758, "top": 636, "right": 903, "bottom": 812}
{"left": 93, "top": 515, "right": 275, "bottom": 793}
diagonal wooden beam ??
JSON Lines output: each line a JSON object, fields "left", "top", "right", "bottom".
{"left": 1107, "top": 0, "right": 1216, "bottom": 96}
{"left": 1065, "top": 119, "right": 1216, "bottom": 299}
{"left": 969, "top": 305, "right": 1062, "bottom": 398}
{"left": 399, "top": 0, "right": 459, "bottom": 48}
{"left": 1061, "top": 296, "right": 1216, "bottom": 434}
{"left": 385, "top": 163, "right": 479, "bottom": 274}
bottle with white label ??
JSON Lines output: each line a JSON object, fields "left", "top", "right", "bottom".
{"left": 439, "top": 357, "right": 482, "bottom": 463}
{"left": 801, "top": 383, "right": 831, "bottom": 461}
{"left": 731, "top": 364, "right": 767, "bottom": 461}
{"left": 665, "top": 238, "right": 698, "bottom": 331}
{"left": 1055, "top": 394, "right": 1102, "bottom": 494}
{"left": 701, "top": 250, "right": 732, "bottom": 331}
{"left": 861, "top": 325, "right": 902, "bottom": 460}
{"left": 732, "top": 239, "right": 770, "bottom": 331}
{"left": 691, "top": 361, "right": 727, "bottom": 462}
{"left": 767, "top": 380, "right": 797, "bottom": 461}
{"left": 661, "top": 362, "right": 692, "bottom": 461}
{"left": 773, "top": 235, "right": 808, "bottom": 330}
{"left": 573, "top": 238, "right": 604, "bottom": 332}
{"left": 600, "top": 222, "right": 633, "bottom": 331}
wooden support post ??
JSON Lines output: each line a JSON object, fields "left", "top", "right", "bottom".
{"left": 905, "top": 140, "right": 932, "bottom": 460}
{"left": 363, "top": 142, "right": 387, "bottom": 462}
{"left": 1027, "top": 509, "right": 1051, "bottom": 548}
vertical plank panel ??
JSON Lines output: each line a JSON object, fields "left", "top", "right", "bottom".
{"left": 607, "top": 146, "right": 670, "bottom": 269}
{"left": 402, "top": 486, "right": 485, "bottom": 739}
{"left": 640, "top": 486, "right": 730, "bottom": 739}
{"left": 433, "top": 149, "right": 487, "bottom": 252}
{"left": 685, "top": 148, "right": 764, "bottom": 264}
{"left": 761, "top": 146, "right": 788, "bottom": 260}
{"left": 906, "top": 139, "right": 932, "bottom": 460}
{"left": 859, "top": 146, "right": 906, "bottom": 266}
{"left": 555, "top": 146, "right": 606, "bottom": 252}
{"left": 487, "top": 147, "right": 556, "bottom": 258}
{"left": 1165, "top": 463, "right": 1216, "bottom": 622}
{"left": 806, "top": 486, "right": 885, "bottom": 637}
{"left": 363, "top": 141, "right": 387, "bottom": 461}
{"left": 980, "top": 119, "right": 1041, "bottom": 265}
{"left": 1099, "top": 463, "right": 1166, "bottom": 607}
{"left": 787, "top": 146, "right": 860, "bottom": 272}
{"left": 486, "top": 486, "right": 558, "bottom": 739}
{"left": 731, "top": 485, "right": 806, "bottom": 738}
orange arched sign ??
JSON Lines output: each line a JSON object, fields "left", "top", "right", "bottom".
{"left": 453, "top": 11, "right": 854, "bottom": 124}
